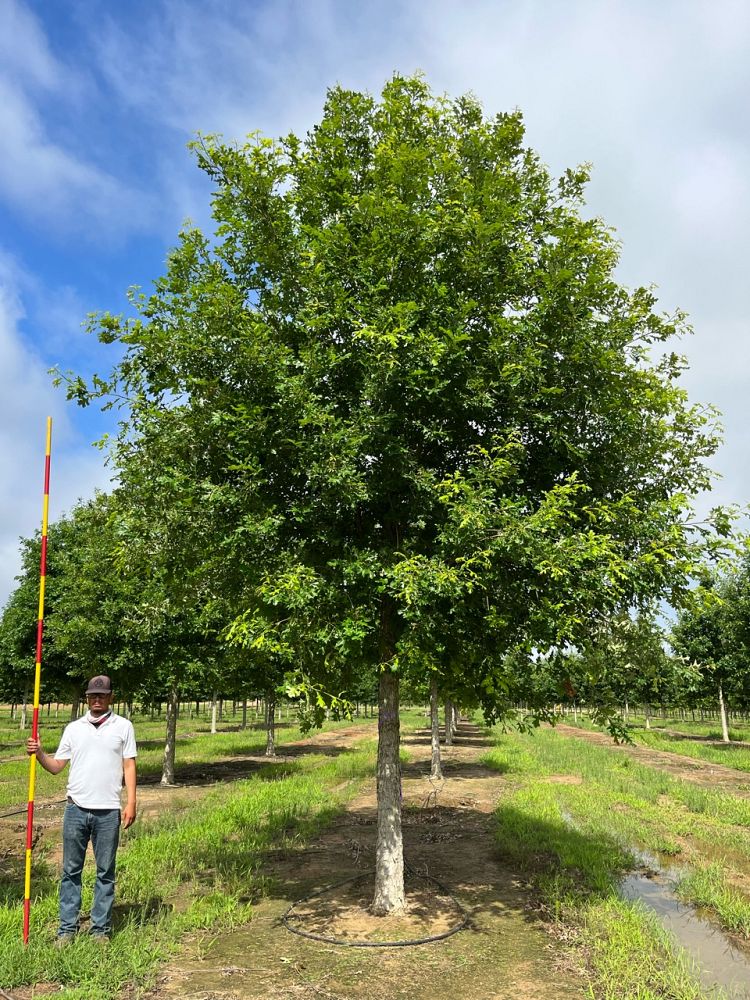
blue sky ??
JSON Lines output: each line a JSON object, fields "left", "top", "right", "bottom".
{"left": 1, "top": 0, "right": 749, "bottom": 604}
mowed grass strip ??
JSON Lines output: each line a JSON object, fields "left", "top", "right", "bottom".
{"left": 564, "top": 713, "right": 750, "bottom": 775}
{"left": 0, "top": 735, "right": 379, "bottom": 999}
{"left": 483, "top": 726, "right": 750, "bottom": 999}
{"left": 636, "top": 729, "right": 750, "bottom": 775}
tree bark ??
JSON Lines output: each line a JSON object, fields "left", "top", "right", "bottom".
{"left": 444, "top": 700, "right": 453, "bottom": 746}
{"left": 70, "top": 696, "right": 80, "bottom": 721}
{"left": 372, "top": 668, "right": 405, "bottom": 914}
{"left": 210, "top": 690, "right": 218, "bottom": 734}
{"left": 161, "top": 683, "right": 179, "bottom": 785}
{"left": 242, "top": 697, "right": 248, "bottom": 729}
{"left": 430, "top": 676, "right": 442, "bottom": 780}
{"left": 719, "top": 682, "right": 730, "bottom": 743}
{"left": 265, "top": 689, "right": 276, "bottom": 757}
{"left": 19, "top": 691, "right": 28, "bottom": 731}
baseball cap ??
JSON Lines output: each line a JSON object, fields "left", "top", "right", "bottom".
{"left": 85, "top": 675, "right": 112, "bottom": 695}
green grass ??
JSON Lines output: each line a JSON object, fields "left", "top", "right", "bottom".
{"left": 564, "top": 712, "right": 750, "bottom": 775}
{"left": 636, "top": 729, "right": 750, "bottom": 774}
{"left": 483, "top": 725, "right": 750, "bottom": 998}
{"left": 0, "top": 736, "right": 380, "bottom": 998}
{"left": 0, "top": 702, "right": 389, "bottom": 811}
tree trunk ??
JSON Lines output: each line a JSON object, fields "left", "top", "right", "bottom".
{"left": 444, "top": 700, "right": 453, "bottom": 746}
{"left": 372, "top": 668, "right": 405, "bottom": 914}
{"left": 429, "top": 676, "right": 442, "bottom": 780}
{"left": 161, "top": 683, "right": 179, "bottom": 785}
{"left": 210, "top": 690, "right": 218, "bottom": 734}
{"left": 70, "top": 696, "right": 80, "bottom": 721}
{"left": 719, "top": 682, "right": 730, "bottom": 743}
{"left": 242, "top": 697, "right": 248, "bottom": 729}
{"left": 19, "top": 691, "right": 28, "bottom": 731}
{"left": 265, "top": 690, "right": 276, "bottom": 757}
{"left": 645, "top": 704, "right": 651, "bottom": 730}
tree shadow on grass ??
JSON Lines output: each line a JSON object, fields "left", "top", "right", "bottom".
{"left": 137, "top": 755, "right": 308, "bottom": 787}
{"left": 111, "top": 896, "right": 171, "bottom": 931}
{"left": 0, "top": 853, "right": 58, "bottom": 907}
{"left": 133, "top": 736, "right": 196, "bottom": 751}
{"left": 137, "top": 739, "right": 358, "bottom": 789}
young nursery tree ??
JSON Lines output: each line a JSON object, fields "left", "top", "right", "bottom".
{"left": 64, "top": 75, "right": 726, "bottom": 913}
{"left": 671, "top": 563, "right": 750, "bottom": 741}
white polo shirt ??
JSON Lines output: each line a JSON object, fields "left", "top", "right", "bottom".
{"left": 54, "top": 712, "right": 137, "bottom": 810}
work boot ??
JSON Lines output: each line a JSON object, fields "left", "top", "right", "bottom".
{"left": 54, "top": 933, "right": 75, "bottom": 948}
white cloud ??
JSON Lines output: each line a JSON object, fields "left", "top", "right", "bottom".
{"left": 0, "top": 0, "right": 60, "bottom": 90}
{"left": 2, "top": 0, "right": 749, "bottom": 571}
{"left": 0, "top": 1, "right": 154, "bottom": 236}
{"left": 0, "top": 255, "right": 112, "bottom": 606}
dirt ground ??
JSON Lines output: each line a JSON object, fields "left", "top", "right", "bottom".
{"left": 144, "top": 722, "right": 586, "bottom": 1000}
{"left": 8, "top": 720, "right": 750, "bottom": 1000}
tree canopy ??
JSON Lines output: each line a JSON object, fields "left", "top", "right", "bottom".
{"left": 57, "top": 74, "right": 728, "bottom": 912}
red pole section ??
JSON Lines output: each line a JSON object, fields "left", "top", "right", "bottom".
{"left": 23, "top": 417, "right": 52, "bottom": 945}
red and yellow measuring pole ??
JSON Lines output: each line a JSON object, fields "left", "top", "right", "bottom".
{"left": 23, "top": 417, "right": 52, "bottom": 945}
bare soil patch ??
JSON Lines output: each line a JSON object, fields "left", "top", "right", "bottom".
{"left": 285, "top": 869, "right": 464, "bottom": 943}
{"left": 147, "top": 722, "right": 583, "bottom": 1000}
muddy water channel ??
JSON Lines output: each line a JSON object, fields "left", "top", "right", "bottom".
{"left": 622, "top": 848, "right": 750, "bottom": 999}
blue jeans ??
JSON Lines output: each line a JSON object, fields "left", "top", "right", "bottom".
{"left": 60, "top": 802, "right": 121, "bottom": 937}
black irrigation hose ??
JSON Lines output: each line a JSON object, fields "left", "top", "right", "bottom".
{"left": 0, "top": 799, "right": 67, "bottom": 821}
{"left": 282, "top": 865, "right": 469, "bottom": 948}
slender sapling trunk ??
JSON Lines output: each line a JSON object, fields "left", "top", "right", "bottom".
{"left": 719, "top": 682, "right": 730, "bottom": 743}
{"left": 265, "top": 689, "right": 276, "bottom": 757}
{"left": 161, "top": 683, "right": 179, "bottom": 785}
{"left": 430, "top": 676, "right": 442, "bottom": 780}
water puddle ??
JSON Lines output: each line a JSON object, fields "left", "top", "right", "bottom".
{"left": 559, "top": 812, "right": 750, "bottom": 997}
{"left": 624, "top": 848, "right": 750, "bottom": 997}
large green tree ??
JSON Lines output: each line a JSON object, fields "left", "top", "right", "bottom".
{"left": 65, "top": 76, "right": 726, "bottom": 913}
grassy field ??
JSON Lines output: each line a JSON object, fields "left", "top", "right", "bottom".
{"left": 0, "top": 703, "right": 386, "bottom": 998}
{"left": 483, "top": 724, "right": 750, "bottom": 998}
{"left": 0, "top": 702, "right": 373, "bottom": 809}
{"left": 563, "top": 711, "right": 750, "bottom": 775}
{"left": 4, "top": 705, "right": 750, "bottom": 998}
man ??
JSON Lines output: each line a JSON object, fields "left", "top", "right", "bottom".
{"left": 26, "top": 675, "right": 137, "bottom": 944}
